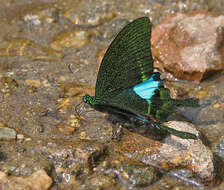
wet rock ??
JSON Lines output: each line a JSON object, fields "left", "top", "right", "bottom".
{"left": 0, "top": 77, "right": 18, "bottom": 95}
{"left": 25, "top": 79, "right": 41, "bottom": 88}
{"left": 62, "top": 2, "right": 117, "bottom": 26}
{"left": 196, "top": 87, "right": 211, "bottom": 99}
{"left": 33, "top": 139, "right": 107, "bottom": 185}
{"left": 59, "top": 83, "right": 94, "bottom": 98}
{"left": 118, "top": 121, "right": 214, "bottom": 183}
{"left": 0, "top": 127, "right": 16, "bottom": 141}
{"left": 0, "top": 169, "right": 52, "bottom": 190}
{"left": 0, "top": 123, "right": 8, "bottom": 128}
{"left": 151, "top": 10, "right": 224, "bottom": 82}
{"left": 22, "top": 7, "right": 59, "bottom": 29}
{"left": 73, "top": 141, "right": 106, "bottom": 167}
{"left": 0, "top": 152, "right": 7, "bottom": 161}
{"left": 57, "top": 114, "right": 83, "bottom": 134}
{"left": 212, "top": 135, "right": 224, "bottom": 160}
{"left": 56, "top": 123, "right": 76, "bottom": 135}
{"left": 43, "top": 139, "right": 106, "bottom": 169}
{"left": 0, "top": 77, "right": 18, "bottom": 89}
{"left": 24, "top": 85, "right": 38, "bottom": 94}
{"left": 116, "top": 162, "right": 158, "bottom": 187}
{"left": 78, "top": 115, "right": 114, "bottom": 142}
{"left": 17, "top": 134, "right": 25, "bottom": 140}
{"left": 57, "top": 83, "right": 94, "bottom": 110}
{"left": 93, "top": 147, "right": 159, "bottom": 187}
{"left": 0, "top": 38, "right": 62, "bottom": 61}
{"left": 50, "top": 30, "right": 92, "bottom": 51}
{"left": 1, "top": 152, "right": 52, "bottom": 176}
{"left": 196, "top": 118, "right": 224, "bottom": 142}
{"left": 87, "top": 174, "right": 116, "bottom": 189}
{"left": 22, "top": 120, "right": 45, "bottom": 137}
{"left": 103, "top": 19, "right": 129, "bottom": 39}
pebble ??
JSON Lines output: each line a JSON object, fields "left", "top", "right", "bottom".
{"left": 0, "top": 38, "right": 62, "bottom": 61}
{"left": 0, "top": 127, "right": 17, "bottom": 141}
{"left": 17, "top": 134, "right": 24, "bottom": 140}
{"left": 56, "top": 123, "right": 75, "bottom": 135}
{"left": 0, "top": 169, "right": 52, "bottom": 190}
{"left": 50, "top": 30, "right": 92, "bottom": 51}
{"left": 25, "top": 79, "right": 41, "bottom": 88}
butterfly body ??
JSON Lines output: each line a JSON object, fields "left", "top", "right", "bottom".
{"left": 82, "top": 17, "right": 199, "bottom": 139}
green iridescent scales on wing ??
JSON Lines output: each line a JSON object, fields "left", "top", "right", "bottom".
{"left": 95, "top": 17, "right": 154, "bottom": 99}
{"left": 82, "top": 17, "right": 199, "bottom": 140}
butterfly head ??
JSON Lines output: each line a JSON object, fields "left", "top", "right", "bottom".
{"left": 82, "top": 94, "right": 98, "bottom": 106}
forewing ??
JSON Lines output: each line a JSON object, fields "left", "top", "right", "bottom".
{"left": 95, "top": 17, "right": 154, "bottom": 99}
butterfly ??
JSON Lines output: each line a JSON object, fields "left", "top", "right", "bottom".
{"left": 82, "top": 17, "right": 199, "bottom": 139}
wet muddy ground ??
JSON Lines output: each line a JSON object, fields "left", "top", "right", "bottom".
{"left": 0, "top": 0, "right": 224, "bottom": 189}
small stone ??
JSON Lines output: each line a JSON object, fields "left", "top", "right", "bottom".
{"left": 57, "top": 83, "right": 94, "bottom": 110}
{"left": 17, "top": 134, "right": 24, "bottom": 140}
{"left": 0, "top": 77, "right": 18, "bottom": 89}
{"left": 0, "top": 152, "right": 7, "bottom": 161}
{"left": 25, "top": 79, "right": 41, "bottom": 88}
{"left": 72, "top": 140, "right": 106, "bottom": 167}
{"left": 0, "top": 123, "right": 8, "bottom": 128}
{"left": 56, "top": 98, "right": 70, "bottom": 110}
{"left": 0, "top": 127, "right": 16, "bottom": 141}
{"left": 0, "top": 38, "right": 62, "bottom": 61}
{"left": 118, "top": 163, "right": 157, "bottom": 187}
{"left": 50, "top": 30, "right": 92, "bottom": 51}
{"left": 56, "top": 123, "right": 75, "bottom": 135}
{"left": 24, "top": 85, "right": 38, "bottom": 94}
{"left": 42, "top": 80, "right": 51, "bottom": 87}
{"left": 24, "top": 14, "right": 41, "bottom": 26}
{"left": 80, "top": 131, "right": 87, "bottom": 139}
{"left": 0, "top": 171, "right": 7, "bottom": 183}
{"left": 0, "top": 170, "right": 52, "bottom": 190}
{"left": 58, "top": 76, "right": 66, "bottom": 82}
{"left": 22, "top": 7, "right": 59, "bottom": 28}
{"left": 213, "top": 103, "right": 220, "bottom": 108}
{"left": 196, "top": 88, "right": 211, "bottom": 99}
{"left": 62, "top": 5, "right": 116, "bottom": 26}
{"left": 69, "top": 115, "right": 82, "bottom": 128}
{"left": 59, "top": 83, "right": 94, "bottom": 98}
{"left": 88, "top": 174, "right": 116, "bottom": 189}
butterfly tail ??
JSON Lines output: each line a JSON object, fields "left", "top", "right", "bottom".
{"left": 156, "top": 123, "right": 198, "bottom": 139}
{"left": 173, "top": 98, "right": 199, "bottom": 108}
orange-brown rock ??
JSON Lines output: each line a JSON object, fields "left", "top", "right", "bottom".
{"left": 0, "top": 170, "right": 52, "bottom": 190}
{"left": 118, "top": 121, "right": 214, "bottom": 183}
{"left": 151, "top": 10, "right": 224, "bottom": 82}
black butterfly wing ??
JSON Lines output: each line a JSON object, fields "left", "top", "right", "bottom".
{"left": 95, "top": 17, "right": 154, "bottom": 99}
